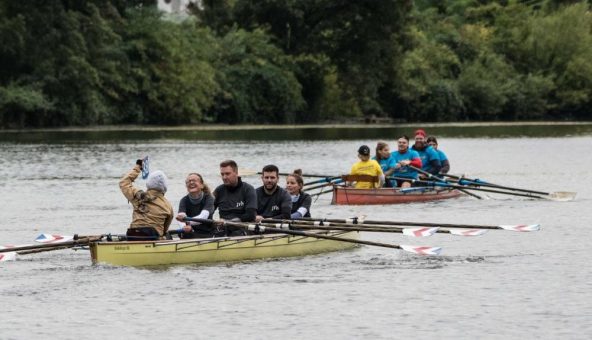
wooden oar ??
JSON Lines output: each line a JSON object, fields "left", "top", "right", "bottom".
{"left": 305, "top": 178, "right": 344, "bottom": 191}
{"left": 0, "top": 235, "right": 101, "bottom": 254}
{"left": 300, "top": 217, "right": 541, "bottom": 232}
{"left": 412, "top": 178, "right": 572, "bottom": 201}
{"left": 183, "top": 217, "right": 442, "bottom": 255}
{"left": 408, "top": 166, "right": 483, "bottom": 199}
{"left": 261, "top": 219, "right": 487, "bottom": 237}
{"left": 441, "top": 174, "right": 576, "bottom": 201}
{"left": 303, "top": 176, "right": 342, "bottom": 186}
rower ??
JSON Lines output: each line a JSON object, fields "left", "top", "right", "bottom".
{"left": 372, "top": 141, "right": 396, "bottom": 187}
{"left": 176, "top": 173, "right": 218, "bottom": 238}
{"left": 119, "top": 159, "right": 174, "bottom": 240}
{"left": 349, "top": 145, "right": 384, "bottom": 189}
{"left": 285, "top": 169, "right": 312, "bottom": 219}
{"left": 255, "top": 164, "right": 292, "bottom": 222}
{"left": 213, "top": 160, "right": 258, "bottom": 236}
{"left": 411, "top": 129, "right": 441, "bottom": 178}
{"left": 391, "top": 135, "right": 422, "bottom": 188}
{"left": 426, "top": 136, "right": 450, "bottom": 174}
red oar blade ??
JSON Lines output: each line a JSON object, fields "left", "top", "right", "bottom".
{"left": 499, "top": 224, "right": 541, "bottom": 232}
{"left": 0, "top": 252, "right": 17, "bottom": 262}
{"left": 402, "top": 227, "right": 439, "bottom": 237}
{"left": 35, "top": 234, "right": 74, "bottom": 243}
{"left": 400, "top": 245, "right": 442, "bottom": 255}
{"left": 447, "top": 229, "right": 488, "bottom": 236}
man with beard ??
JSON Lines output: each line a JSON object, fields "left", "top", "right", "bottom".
{"left": 391, "top": 135, "right": 422, "bottom": 188}
{"left": 255, "top": 164, "right": 292, "bottom": 222}
{"left": 411, "top": 129, "right": 441, "bottom": 177}
{"left": 213, "top": 160, "right": 257, "bottom": 235}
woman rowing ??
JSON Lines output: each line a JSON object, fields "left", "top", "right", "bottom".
{"left": 373, "top": 142, "right": 396, "bottom": 187}
{"left": 119, "top": 159, "right": 174, "bottom": 240}
{"left": 176, "top": 173, "right": 217, "bottom": 238}
{"left": 286, "top": 169, "right": 312, "bottom": 219}
{"left": 391, "top": 135, "right": 422, "bottom": 188}
{"left": 426, "top": 136, "right": 450, "bottom": 174}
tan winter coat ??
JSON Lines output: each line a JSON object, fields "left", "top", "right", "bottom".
{"left": 119, "top": 165, "right": 174, "bottom": 236}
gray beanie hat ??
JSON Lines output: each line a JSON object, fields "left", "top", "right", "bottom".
{"left": 146, "top": 170, "right": 168, "bottom": 193}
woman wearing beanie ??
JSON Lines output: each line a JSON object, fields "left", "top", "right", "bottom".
{"left": 119, "top": 159, "right": 174, "bottom": 240}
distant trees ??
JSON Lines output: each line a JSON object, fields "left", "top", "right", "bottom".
{"left": 0, "top": 0, "right": 591, "bottom": 128}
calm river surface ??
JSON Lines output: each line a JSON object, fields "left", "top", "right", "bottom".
{"left": 1, "top": 124, "right": 591, "bottom": 339}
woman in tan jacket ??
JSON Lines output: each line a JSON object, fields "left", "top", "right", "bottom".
{"left": 119, "top": 159, "right": 174, "bottom": 240}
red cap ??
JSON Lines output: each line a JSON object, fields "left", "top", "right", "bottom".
{"left": 414, "top": 129, "right": 426, "bottom": 137}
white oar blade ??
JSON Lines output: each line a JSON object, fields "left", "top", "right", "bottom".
{"left": 0, "top": 252, "right": 17, "bottom": 262}
{"left": 447, "top": 229, "right": 488, "bottom": 236}
{"left": 35, "top": 234, "right": 74, "bottom": 243}
{"left": 548, "top": 192, "right": 576, "bottom": 202}
{"left": 402, "top": 227, "right": 439, "bottom": 237}
{"left": 400, "top": 245, "right": 442, "bottom": 256}
{"left": 499, "top": 224, "right": 541, "bottom": 232}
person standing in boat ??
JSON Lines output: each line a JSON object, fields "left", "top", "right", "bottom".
{"left": 119, "top": 159, "right": 174, "bottom": 240}
{"left": 285, "top": 169, "right": 312, "bottom": 219}
{"left": 176, "top": 173, "right": 218, "bottom": 238}
{"left": 391, "top": 135, "right": 422, "bottom": 188}
{"left": 349, "top": 145, "right": 384, "bottom": 189}
{"left": 213, "top": 160, "right": 257, "bottom": 235}
{"left": 373, "top": 141, "right": 396, "bottom": 187}
{"left": 426, "top": 136, "right": 450, "bottom": 174}
{"left": 411, "top": 129, "right": 441, "bottom": 177}
{"left": 255, "top": 164, "right": 292, "bottom": 222}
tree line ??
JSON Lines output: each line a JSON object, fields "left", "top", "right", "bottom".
{"left": 0, "top": 0, "right": 591, "bottom": 128}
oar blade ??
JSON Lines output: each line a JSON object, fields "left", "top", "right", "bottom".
{"left": 447, "top": 229, "right": 488, "bottom": 236}
{"left": 400, "top": 245, "right": 442, "bottom": 256}
{"left": 499, "top": 224, "right": 541, "bottom": 232}
{"left": 547, "top": 191, "right": 576, "bottom": 202}
{"left": 35, "top": 234, "right": 74, "bottom": 243}
{"left": 402, "top": 227, "right": 439, "bottom": 237}
{"left": 0, "top": 252, "right": 17, "bottom": 262}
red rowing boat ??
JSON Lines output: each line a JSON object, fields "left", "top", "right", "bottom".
{"left": 331, "top": 186, "right": 463, "bottom": 205}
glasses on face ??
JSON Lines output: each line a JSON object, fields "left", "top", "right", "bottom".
{"left": 185, "top": 179, "right": 198, "bottom": 185}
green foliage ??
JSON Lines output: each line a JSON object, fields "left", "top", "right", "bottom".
{"left": 1, "top": 0, "right": 591, "bottom": 128}
{"left": 211, "top": 28, "right": 304, "bottom": 124}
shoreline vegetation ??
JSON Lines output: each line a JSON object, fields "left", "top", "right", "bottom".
{"left": 1, "top": 1, "right": 592, "bottom": 128}
{"left": 2, "top": 121, "right": 592, "bottom": 133}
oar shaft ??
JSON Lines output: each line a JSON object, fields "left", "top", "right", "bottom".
{"left": 260, "top": 172, "right": 337, "bottom": 178}
{"left": 258, "top": 222, "right": 404, "bottom": 233}
{"left": 300, "top": 217, "right": 505, "bottom": 230}
{"left": 226, "top": 221, "right": 404, "bottom": 250}
{"left": 409, "top": 166, "right": 482, "bottom": 199}
{"left": 0, "top": 236, "right": 100, "bottom": 253}
{"left": 444, "top": 175, "right": 550, "bottom": 195}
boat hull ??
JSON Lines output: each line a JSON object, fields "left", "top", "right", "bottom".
{"left": 332, "top": 186, "right": 463, "bottom": 205}
{"left": 90, "top": 231, "right": 359, "bottom": 266}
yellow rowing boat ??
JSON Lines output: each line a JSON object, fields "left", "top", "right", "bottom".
{"left": 90, "top": 231, "right": 359, "bottom": 266}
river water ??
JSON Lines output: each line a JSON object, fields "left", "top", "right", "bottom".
{"left": 1, "top": 125, "right": 591, "bottom": 339}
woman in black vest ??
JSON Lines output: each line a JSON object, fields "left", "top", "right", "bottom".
{"left": 286, "top": 169, "right": 312, "bottom": 219}
{"left": 176, "top": 173, "right": 217, "bottom": 238}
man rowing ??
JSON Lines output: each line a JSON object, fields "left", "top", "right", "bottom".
{"left": 213, "top": 160, "right": 257, "bottom": 235}
{"left": 255, "top": 164, "right": 292, "bottom": 222}
{"left": 391, "top": 135, "right": 422, "bottom": 188}
{"left": 119, "top": 159, "right": 174, "bottom": 240}
{"left": 411, "top": 129, "right": 441, "bottom": 177}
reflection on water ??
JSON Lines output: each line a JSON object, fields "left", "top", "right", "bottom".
{"left": 1, "top": 122, "right": 592, "bottom": 142}
{"left": 1, "top": 132, "right": 591, "bottom": 339}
